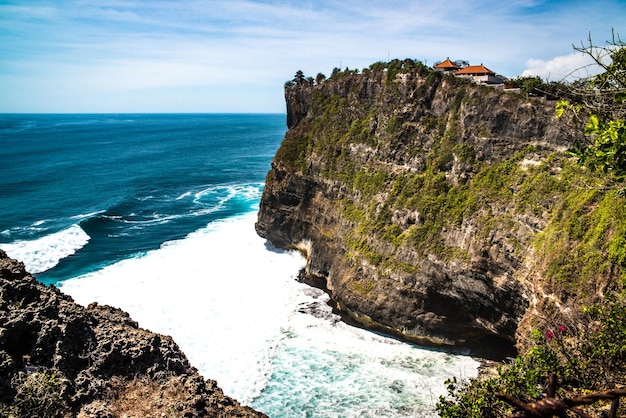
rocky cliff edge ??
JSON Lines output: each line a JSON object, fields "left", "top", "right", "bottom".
{"left": 0, "top": 250, "right": 265, "bottom": 417}
{"left": 256, "top": 63, "right": 619, "bottom": 358}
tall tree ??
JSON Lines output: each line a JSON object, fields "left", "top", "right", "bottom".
{"left": 293, "top": 70, "right": 306, "bottom": 85}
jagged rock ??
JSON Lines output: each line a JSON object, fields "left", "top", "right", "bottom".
{"left": 257, "top": 65, "right": 581, "bottom": 358}
{"left": 0, "top": 250, "right": 265, "bottom": 417}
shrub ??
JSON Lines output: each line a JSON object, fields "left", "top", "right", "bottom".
{"left": 436, "top": 292, "right": 626, "bottom": 417}
{"left": 12, "top": 369, "right": 68, "bottom": 417}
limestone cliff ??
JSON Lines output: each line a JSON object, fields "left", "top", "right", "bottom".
{"left": 0, "top": 250, "right": 265, "bottom": 417}
{"left": 256, "top": 61, "right": 624, "bottom": 357}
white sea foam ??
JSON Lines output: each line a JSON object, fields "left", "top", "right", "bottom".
{"left": 70, "top": 211, "right": 104, "bottom": 221}
{"left": 255, "top": 293, "right": 480, "bottom": 417}
{"left": 61, "top": 213, "right": 306, "bottom": 404}
{"left": 1, "top": 218, "right": 53, "bottom": 237}
{"left": 1, "top": 224, "right": 90, "bottom": 274}
{"left": 193, "top": 183, "right": 261, "bottom": 206}
{"left": 60, "top": 214, "right": 480, "bottom": 416}
{"left": 176, "top": 191, "right": 192, "bottom": 200}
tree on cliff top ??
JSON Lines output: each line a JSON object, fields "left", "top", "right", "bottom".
{"left": 293, "top": 70, "right": 306, "bottom": 85}
{"left": 557, "top": 30, "right": 626, "bottom": 180}
{"left": 285, "top": 70, "right": 309, "bottom": 90}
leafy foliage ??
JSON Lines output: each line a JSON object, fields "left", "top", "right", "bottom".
{"left": 506, "top": 75, "right": 545, "bottom": 95}
{"left": 506, "top": 76, "right": 569, "bottom": 99}
{"left": 436, "top": 293, "right": 626, "bottom": 417}
{"left": 557, "top": 31, "right": 626, "bottom": 180}
{"left": 557, "top": 97, "right": 626, "bottom": 179}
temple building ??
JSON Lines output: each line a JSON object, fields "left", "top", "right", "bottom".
{"left": 454, "top": 64, "right": 502, "bottom": 85}
{"left": 433, "top": 58, "right": 461, "bottom": 72}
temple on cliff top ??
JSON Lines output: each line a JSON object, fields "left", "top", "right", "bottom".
{"left": 433, "top": 58, "right": 460, "bottom": 72}
{"left": 434, "top": 58, "right": 503, "bottom": 86}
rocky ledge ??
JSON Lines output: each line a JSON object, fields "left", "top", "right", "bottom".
{"left": 0, "top": 250, "right": 265, "bottom": 417}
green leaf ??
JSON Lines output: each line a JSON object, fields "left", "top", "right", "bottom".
{"left": 555, "top": 100, "right": 569, "bottom": 118}
{"left": 585, "top": 114, "right": 600, "bottom": 136}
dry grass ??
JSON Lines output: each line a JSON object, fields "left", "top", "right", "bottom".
{"left": 78, "top": 376, "right": 191, "bottom": 418}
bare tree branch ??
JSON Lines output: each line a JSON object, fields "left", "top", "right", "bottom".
{"left": 496, "top": 387, "right": 626, "bottom": 418}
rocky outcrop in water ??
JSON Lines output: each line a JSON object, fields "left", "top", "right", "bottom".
{"left": 0, "top": 250, "right": 265, "bottom": 417}
{"left": 256, "top": 62, "right": 589, "bottom": 358}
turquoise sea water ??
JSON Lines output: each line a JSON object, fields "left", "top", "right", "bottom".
{"left": 0, "top": 114, "right": 478, "bottom": 417}
{"left": 1, "top": 114, "right": 280, "bottom": 281}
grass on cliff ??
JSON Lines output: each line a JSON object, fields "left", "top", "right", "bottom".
{"left": 107, "top": 376, "right": 190, "bottom": 417}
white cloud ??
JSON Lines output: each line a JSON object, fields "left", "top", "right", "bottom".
{"left": 521, "top": 52, "right": 602, "bottom": 82}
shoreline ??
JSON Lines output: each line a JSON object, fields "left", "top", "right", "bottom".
{"left": 296, "top": 268, "right": 517, "bottom": 362}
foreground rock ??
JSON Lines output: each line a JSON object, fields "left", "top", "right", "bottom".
{"left": 0, "top": 250, "right": 265, "bottom": 417}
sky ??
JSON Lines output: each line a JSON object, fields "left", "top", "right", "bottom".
{"left": 1, "top": 0, "right": 625, "bottom": 113}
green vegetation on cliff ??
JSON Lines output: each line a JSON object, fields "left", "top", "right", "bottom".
{"left": 279, "top": 60, "right": 626, "bottom": 294}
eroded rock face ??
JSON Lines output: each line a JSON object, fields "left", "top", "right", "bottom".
{"left": 257, "top": 67, "right": 578, "bottom": 358}
{"left": 0, "top": 250, "right": 265, "bottom": 417}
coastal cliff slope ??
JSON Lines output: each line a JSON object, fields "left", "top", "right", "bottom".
{"left": 256, "top": 61, "right": 625, "bottom": 356}
{"left": 0, "top": 250, "right": 265, "bottom": 417}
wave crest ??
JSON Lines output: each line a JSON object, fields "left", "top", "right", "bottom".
{"left": 1, "top": 224, "right": 90, "bottom": 274}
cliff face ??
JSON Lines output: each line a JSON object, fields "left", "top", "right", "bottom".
{"left": 0, "top": 250, "right": 265, "bottom": 417}
{"left": 256, "top": 63, "right": 610, "bottom": 357}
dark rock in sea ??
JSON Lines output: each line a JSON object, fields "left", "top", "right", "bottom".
{"left": 0, "top": 249, "right": 266, "bottom": 417}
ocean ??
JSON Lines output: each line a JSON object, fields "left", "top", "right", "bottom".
{"left": 0, "top": 114, "right": 479, "bottom": 417}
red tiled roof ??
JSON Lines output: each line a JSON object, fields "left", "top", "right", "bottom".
{"left": 434, "top": 58, "right": 460, "bottom": 69}
{"left": 455, "top": 64, "right": 495, "bottom": 75}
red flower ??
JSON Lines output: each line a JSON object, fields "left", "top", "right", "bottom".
{"left": 558, "top": 325, "right": 566, "bottom": 333}
{"left": 546, "top": 330, "right": 554, "bottom": 340}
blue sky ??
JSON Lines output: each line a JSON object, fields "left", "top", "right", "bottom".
{"left": 1, "top": 0, "right": 624, "bottom": 113}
